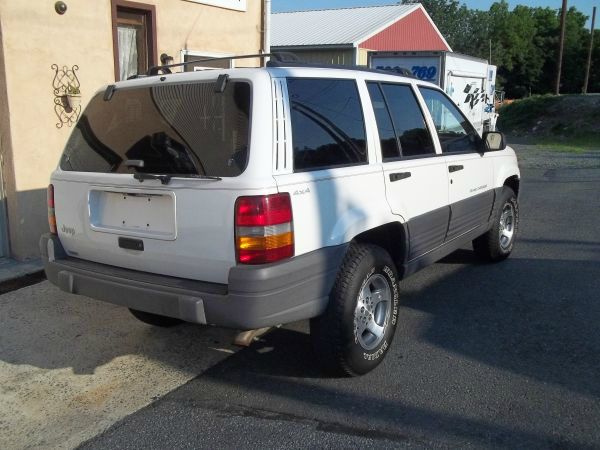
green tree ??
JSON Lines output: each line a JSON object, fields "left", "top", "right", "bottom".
{"left": 502, "top": 5, "right": 546, "bottom": 96}
{"left": 411, "top": 0, "right": 467, "bottom": 49}
{"left": 530, "top": 7, "right": 560, "bottom": 94}
{"left": 408, "top": 0, "right": 600, "bottom": 96}
{"left": 560, "top": 8, "right": 589, "bottom": 93}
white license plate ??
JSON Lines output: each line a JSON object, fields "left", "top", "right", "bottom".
{"left": 88, "top": 189, "right": 176, "bottom": 240}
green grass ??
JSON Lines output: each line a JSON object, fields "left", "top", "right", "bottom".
{"left": 498, "top": 94, "right": 600, "bottom": 152}
{"left": 535, "top": 133, "right": 600, "bottom": 153}
{"left": 498, "top": 95, "right": 562, "bottom": 131}
{"left": 537, "top": 143, "right": 592, "bottom": 153}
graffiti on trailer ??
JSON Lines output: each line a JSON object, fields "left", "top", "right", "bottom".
{"left": 463, "top": 84, "right": 488, "bottom": 109}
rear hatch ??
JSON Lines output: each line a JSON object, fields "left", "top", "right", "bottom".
{"left": 52, "top": 76, "right": 255, "bottom": 284}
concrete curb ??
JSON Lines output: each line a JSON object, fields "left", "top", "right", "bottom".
{"left": 0, "top": 269, "right": 45, "bottom": 295}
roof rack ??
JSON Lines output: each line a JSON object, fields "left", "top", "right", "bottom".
{"left": 145, "top": 51, "right": 416, "bottom": 80}
{"left": 266, "top": 59, "right": 416, "bottom": 79}
{"left": 147, "top": 52, "right": 300, "bottom": 76}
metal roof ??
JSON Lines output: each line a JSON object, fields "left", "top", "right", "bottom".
{"left": 271, "top": 4, "right": 421, "bottom": 47}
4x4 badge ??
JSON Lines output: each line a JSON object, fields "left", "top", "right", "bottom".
{"left": 293, "top": 187, "right": 310, "bottom": 196}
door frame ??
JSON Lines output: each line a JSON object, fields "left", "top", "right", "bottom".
{"left": 362, "top": 79, "right": 450, "bottom": 260}
{"left": 111, "top": 0, "right": 158, "bottom": 81}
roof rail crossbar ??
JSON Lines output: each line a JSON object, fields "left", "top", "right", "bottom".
{"left": 265, "top": 59, "right": 417, "bottom": 79}
{"left": 147, "top": 52, "right": 299, "bottom": 76}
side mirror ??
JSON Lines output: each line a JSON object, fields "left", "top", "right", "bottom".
{"left": 482, "top": 131, "right": 506, "bottom": 151}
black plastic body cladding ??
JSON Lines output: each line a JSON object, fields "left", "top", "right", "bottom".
{"left": 40, "top": 233, "right": 348, "bottom": 330}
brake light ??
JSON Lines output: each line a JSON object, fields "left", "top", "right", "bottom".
{"left": 47, "top": 184, "right": 57, "bottom": 234}
{"left": 235, "top": 193, "right": 294, "bottom": 264}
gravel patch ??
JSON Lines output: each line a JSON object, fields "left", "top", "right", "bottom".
{"left": 510, "top": 143, "right": 600, "bottom": 170}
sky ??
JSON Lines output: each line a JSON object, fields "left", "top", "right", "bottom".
{"left": 272, "top": 0, "right": 598, "bottom": 27}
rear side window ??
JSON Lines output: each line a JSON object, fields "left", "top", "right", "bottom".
{"left": 379, "top": 84, "right": 435, "bottom": 158}
{"left": 287, "top": 78, "right": 367, "bottom": 172}
{"left": 60, "top": 81, "right": 251, "bottom": 177}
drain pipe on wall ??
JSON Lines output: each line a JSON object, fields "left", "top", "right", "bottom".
{"left": 262, "top": 0, "right": 271, "bottom": 65}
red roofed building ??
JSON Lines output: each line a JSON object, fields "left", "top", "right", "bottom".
{"left": 271, "top": 3, "right": 451, "bottom": 66}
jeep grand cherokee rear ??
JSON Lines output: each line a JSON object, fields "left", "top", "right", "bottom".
{"left": 41, "top": 70, "right": 345, "bottom": 331}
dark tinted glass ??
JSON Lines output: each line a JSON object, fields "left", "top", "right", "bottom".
{"left": 367, "top": 82, "right": 400, "bottom": 159}
{"left": 381, "top": 84, "right": 435, "bottom": 157}
{"left": 60, "top": 81, "right": 251, "bottom": 177}
{"left": 288, "top": 78, "right": 367, "bottom": 171}
{"left": 419, "top": 87, "right": 481, "bottom": 153}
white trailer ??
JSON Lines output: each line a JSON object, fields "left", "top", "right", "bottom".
{"left": 368, "top": 51, "right": 499, "bottom": 134}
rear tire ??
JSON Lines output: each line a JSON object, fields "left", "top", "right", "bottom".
{"left": 473, "top": 186, "right": 519, "bottom": 262}
{"left": 310, "top": 243, "right": 400, "bottom": 377}
{"left": 129, "top": 309, "right": 183, "bottom": 327}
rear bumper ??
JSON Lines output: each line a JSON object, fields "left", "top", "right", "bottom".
{"left": 40, "top": 234, "right": 347, "bottom": 330}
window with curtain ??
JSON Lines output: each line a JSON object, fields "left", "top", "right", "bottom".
{"left": 114, "top": 7, "right": 153, "bottom": 80}
{"left": 117, "top": 26, "right": 138, "bottom": 80}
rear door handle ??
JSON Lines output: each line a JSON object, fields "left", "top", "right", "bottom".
{"left": 389, "top": 172, "right": 411, "bottom": 182}
{"left": 448, "top": 165, "right": 464, "bottom": 173}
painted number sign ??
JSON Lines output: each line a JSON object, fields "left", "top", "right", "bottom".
{"left": 410, "top": 66, "right": 437, "bottom": 81}
{"left": 371, "top": 56, "right": 441, "bottom": 85}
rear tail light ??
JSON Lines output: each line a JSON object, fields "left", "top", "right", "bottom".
{"left": 47, "top": 184, "right": 57, "bottom": 234}
{"left": 235, "top": 193, "right": 294, "bottom": 264}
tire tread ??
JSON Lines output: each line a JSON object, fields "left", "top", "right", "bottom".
{"left": 311, "top": 243, "right": 394, "bottom": 377}
{"left": 473, "top": 187, "right": 518, "bottom": 262}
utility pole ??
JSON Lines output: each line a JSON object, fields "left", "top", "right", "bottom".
{"left": 583, "top": 7, "right": 596, "bottom": 94}
{"left": 555, "top": 0, "right": 568, "bottom": 95}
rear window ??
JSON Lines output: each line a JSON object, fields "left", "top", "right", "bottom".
{"left": 60, "top": 80, "right": 251, "bottom": 177}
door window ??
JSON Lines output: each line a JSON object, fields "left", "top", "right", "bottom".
{"left": 419, "top": 87, "right": 482, "bottom": 154}
{"left": 381, "top": 84, "right": 435, "bottom": 158}
{"left": 287, "top": 79, "right": 367, "bottom": 172}
{"left": 367, "top": 82, "right": 435, "bottom": 159}
{"left": 366, "top": 83, "right": 399, "bottom": 159}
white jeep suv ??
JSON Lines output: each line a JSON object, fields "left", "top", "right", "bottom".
{"left": 41, "top": 55, "right": 520, "bottom": 376}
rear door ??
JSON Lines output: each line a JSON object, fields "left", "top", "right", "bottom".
{"left": 366, "top": 82, "right": 449, "bottom": 261}
{"left": 418, "top": 87, "right": 494, "bottom": 241}
{"left": 53, "top": 78, "right": 257, "bottom": 284}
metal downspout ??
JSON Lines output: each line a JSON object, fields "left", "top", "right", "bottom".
{"left": 263, "top": 0, "right": 271, "bottom": 65}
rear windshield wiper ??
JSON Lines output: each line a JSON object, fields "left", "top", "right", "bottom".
{"left": 133, "top": 173, "right": 221, "bottom": 185}
{"left": 133, "top": 173, "right": 172, "bottom": 184}
{"left": 172, "top": 174, "right": 222, "bottom": 181}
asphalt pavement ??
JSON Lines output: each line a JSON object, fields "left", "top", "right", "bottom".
{"left": 0, "top": 284, "right": 239, "bottom": 449}
{"left": 78, "top": 147, "right": 600, "bottom": 449}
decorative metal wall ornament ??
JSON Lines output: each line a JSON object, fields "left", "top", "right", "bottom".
{"left": 51, "top": 64, "right": 81, "bottom": 128}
